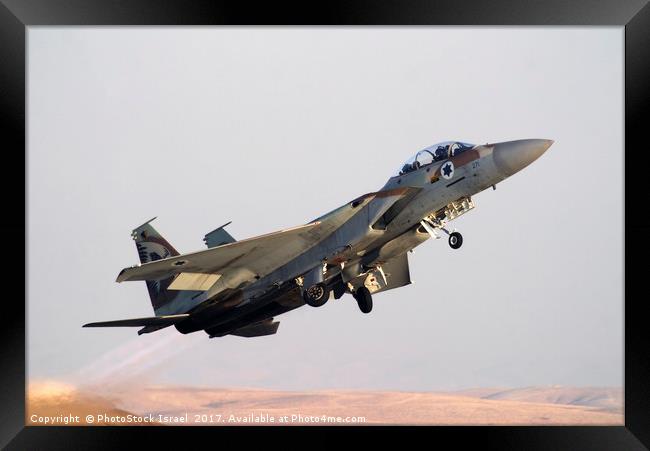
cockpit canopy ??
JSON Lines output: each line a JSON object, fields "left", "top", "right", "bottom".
{"left": 395, "top": 141, "right": 475, "bottom": 176}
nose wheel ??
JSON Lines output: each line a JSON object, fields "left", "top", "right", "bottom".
{"left": 420, "top": 218, "right": 464, "bottom": 250}
{"left": 448, "top": 231, "right": 463, "bottom": 249}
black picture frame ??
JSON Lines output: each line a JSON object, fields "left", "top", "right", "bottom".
{"left": 3, "top": 0, "right": 648, "bottom": 448}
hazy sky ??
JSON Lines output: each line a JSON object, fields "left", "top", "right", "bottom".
{"left": 28, "top": 27, "right": 623, "bottom": 391}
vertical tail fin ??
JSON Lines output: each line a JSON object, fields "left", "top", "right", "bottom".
{"left": 132, "top": 218, "right": 182, "bottom": 313}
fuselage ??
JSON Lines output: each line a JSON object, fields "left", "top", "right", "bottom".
{"left": 173, "top": 138, "right": 553, "bottom": 337}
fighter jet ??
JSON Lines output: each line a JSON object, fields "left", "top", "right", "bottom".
{"left": 84, "top": 138, "right": 553, "bottom": 338}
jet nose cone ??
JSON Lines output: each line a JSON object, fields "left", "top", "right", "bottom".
{"left": 493, "top": 139, "right": 553, "bottom": 176}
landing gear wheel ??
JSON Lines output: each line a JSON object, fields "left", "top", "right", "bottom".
{"left": 448, "top": 231, "right": 463, "bottom": 249}
{"left": 353, "top": 286, "right": 373, "bottom": 314}
{"left": 303, "top": 283, "right": 330, "bottom": 307}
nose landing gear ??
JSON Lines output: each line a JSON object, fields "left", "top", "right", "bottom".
{"left": 420, "top": 219, "right": 464, "bottom": 250}
{"left": 448, "top": 231, "right": 463, "bottom": 249}
{"left": 420, "top": 197, "right": 473, "bottom": 250}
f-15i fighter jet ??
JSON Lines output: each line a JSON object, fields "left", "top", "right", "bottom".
{"left": 84, "top": 138, "right": 553, "bottom": 338}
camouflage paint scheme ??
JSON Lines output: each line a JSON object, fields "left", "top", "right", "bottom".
{"left": 84, "top": 139, "right": 553, "bottom": 338}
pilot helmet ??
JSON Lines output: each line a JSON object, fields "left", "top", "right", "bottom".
{"left": 434, "top": 146, "right": 448, "bottom": 160}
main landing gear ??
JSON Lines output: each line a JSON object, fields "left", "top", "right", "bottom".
{"left": 302, "top": 279, "right": 374, "bottom": 313}
{"left": 303, "top": 283, "right": 330, "bottom": 307}
{"left": 303, "top": 282, "right": 372, "bottom": 314}
{"left": 353, "top": 286, "right": 373, "bottom": 314}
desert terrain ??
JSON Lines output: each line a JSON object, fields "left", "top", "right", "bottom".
{"left": 27, "top": 381, "right": 622, "bottom": 426}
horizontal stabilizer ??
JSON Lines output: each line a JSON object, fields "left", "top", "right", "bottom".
{"left": 83, "top": 314, "right": 189, "bottom": 328}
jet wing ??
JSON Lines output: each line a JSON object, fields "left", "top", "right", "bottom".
{"left": 116, "top": 195, "right": 376, "bottom": 286}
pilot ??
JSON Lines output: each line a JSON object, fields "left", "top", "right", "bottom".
{"left": 434, "top": 145, "right": 449, "bottom": 161}
{"left": 450, "top": 143, "right": 468, "bottom": 157}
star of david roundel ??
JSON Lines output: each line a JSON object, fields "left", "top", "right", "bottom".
{"left": 441, "top": 160, "right": 455, "bottom": 180}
